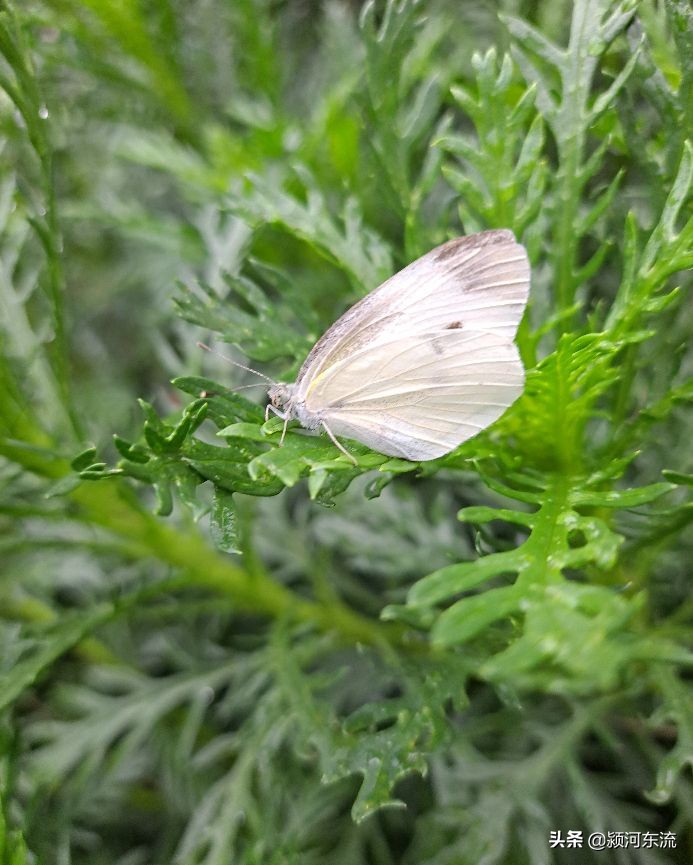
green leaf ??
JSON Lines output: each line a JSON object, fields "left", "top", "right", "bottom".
{"left": 431, "top": 586, "right": 522, "bottom": 647}
{"left": 44, "top": 474, "right": 83, "bottom": 497}
{"left": 441, "top": 49, "right": 546, "bottom": 234}
{"left": 70, "top": 446, "right": 98, "bottom": 471}
{"left": 2, "top": 1, "right": 690, "bottom": 856}
{"left": 217, "top": 422, "right": 268, "bottom": 443}
{"left": 231, "top": 175, "right": 392, "bottom": 292}
{"left": 647, "top": 669, "right": 693, "bottom": 804}
{"left": 113, "top": 435, "right": 151, "bottom": 463}
{"left": 175, "top": 274, "right": 313, "bottom": 363}
{"left": 0, "top": 604, "right": 114, "bottom": 713}
{"left": 174, "top": 376, "right": 266, "bottom": 425}
{"left": 403, "top": 467, "right": 678, "bottom": 692}
{"left": 210, "top": 488, "right": 240, "bottom": 554}
{"left": 569, "top": 482, "right": 675, "bottom": 508}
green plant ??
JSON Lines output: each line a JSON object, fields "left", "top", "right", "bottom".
{"left": 0, "top": 0, "right": 691, "bottom": 863}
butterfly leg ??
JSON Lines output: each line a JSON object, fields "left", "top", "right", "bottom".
{"left": 320, "top": 420, "right": 358, "bottom": 465}
{"left": 265, "top": 403, "right": 292, "bottom": 447}
{"left": 279, "top": 415, "right": 290, "bottom": 446}
{"left": 265, "top": 403, "right": 285, "bottom": 422}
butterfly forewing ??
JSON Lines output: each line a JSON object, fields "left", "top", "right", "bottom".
{"left": 281, "top": 229, "right": 530, "bottom": 461}
{"left": 294, "top": 229, "right": 529, "bottom": 403}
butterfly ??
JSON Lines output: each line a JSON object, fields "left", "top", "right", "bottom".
{"left": 264, "top": 228, "right": 529, "bottom": 463}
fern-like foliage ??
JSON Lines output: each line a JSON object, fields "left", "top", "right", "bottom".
{"left": 0, "top": 0, "right": 691, "bottom": 863}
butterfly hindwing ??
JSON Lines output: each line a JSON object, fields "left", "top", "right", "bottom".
{"left": 305, "top": 329, "right": 524, "bottom": 460}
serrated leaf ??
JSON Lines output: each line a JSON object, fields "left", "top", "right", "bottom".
{"left": 173, "top": 377, "right": 266, "bottom": 424}
{"left": 175, "top": 275, "right": 311, "bottom": 363}
{"left": 324, "top": 664, "right": 467, "bottom": 822}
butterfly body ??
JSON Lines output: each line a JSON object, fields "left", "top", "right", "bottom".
{"left": 267, "top": 229, "right": 530, "bottom": 462}
{"left": 269, "top": 389, "right": 323, "bottom": 432}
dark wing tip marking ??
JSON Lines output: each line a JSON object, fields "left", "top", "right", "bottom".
{"left": 433, "top": 229, "right": 517, "bottom": 262}
{"left": 445, "top": 320, "right": 463, "bottom": 330}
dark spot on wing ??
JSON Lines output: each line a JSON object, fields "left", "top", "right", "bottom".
{"left": 433, "top": 229, "right": 516, "bottom": 262}
{"left": 434, "top": 238, "right": 466, "bottom": 261}
{"left": 445, "top": 320, "right": 462, "bottom": 329}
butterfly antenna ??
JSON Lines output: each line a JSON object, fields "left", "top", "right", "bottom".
{"left": 196, "top": 342, "right": 276, "bottom": 385}
{"left": 233, "top": 382, "right": 272, "bottom": 391}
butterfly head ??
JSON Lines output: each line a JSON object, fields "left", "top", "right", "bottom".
{"left": 268, "top": 383, "right": 294, "bottom": 411}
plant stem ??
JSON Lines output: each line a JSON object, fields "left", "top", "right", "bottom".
{"left": 4, "top": 439, "right": 407, "bottom": 649}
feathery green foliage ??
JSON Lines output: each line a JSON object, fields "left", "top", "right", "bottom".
{"left": 0, "top": 0, "right": 691, "bottom": 862}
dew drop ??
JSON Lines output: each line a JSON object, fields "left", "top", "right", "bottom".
{"left": 38, "top": 105, "right": 49, "bottom": 120}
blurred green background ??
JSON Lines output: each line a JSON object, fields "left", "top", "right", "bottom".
{"left": 1, "top": 1, "right": 691, "bottom": 863}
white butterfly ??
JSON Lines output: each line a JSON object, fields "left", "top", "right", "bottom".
{"left": 266, "top": 229, "right": 530, "bottom": 462}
